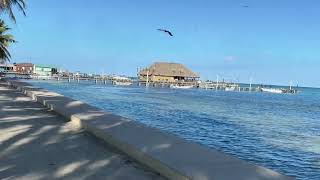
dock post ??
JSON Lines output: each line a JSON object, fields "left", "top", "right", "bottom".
{"left": 146, "top": 70, "right": 149, "bottom": 87}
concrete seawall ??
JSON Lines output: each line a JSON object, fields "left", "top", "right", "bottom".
{"left": 5, "top": 80, "right": 293, "bottom": 180}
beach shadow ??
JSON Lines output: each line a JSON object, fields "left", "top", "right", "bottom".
{"left": 0, "top": 85, "right": 164, "bottom": 180}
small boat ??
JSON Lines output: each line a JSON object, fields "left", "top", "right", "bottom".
{"left": 112, "top": 81, "right": 132, "bottom": 86}
{"left": 261, "top": 88, "right": 284, "bottom": 94}
{"left": 111, "top": 75, "right": 133, "bottom": 86}
{"left": 170, "top": 84, "right": 194, "bottom": 89}
{"left": 225, "top": 86, "right": 236, "bottom": 91}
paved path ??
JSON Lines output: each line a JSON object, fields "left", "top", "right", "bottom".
{"left": 0, "top": 85, "right": 164, "bottom": 180}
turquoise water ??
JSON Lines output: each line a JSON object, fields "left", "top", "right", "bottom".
{"left": 28, "top": 80, "right": 320, "bottom": 179}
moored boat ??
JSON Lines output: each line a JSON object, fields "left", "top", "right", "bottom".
{"left": 225, "top": 86, "right": 237, "bottom": 91}
{"left": 112, "top": 81, "right": 132, "bottom": 86}
{"left": 111, "top": 76, "right": 133, "bottom": 86}
{"left": 170, "top": 84, "right": 194, "bottom": 89}
{"left": 261, "top": 88, "right": 284, "bottom": 94}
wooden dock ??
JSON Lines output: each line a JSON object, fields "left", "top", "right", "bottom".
{"left": 2, "top": 72, "right": 298, "bottom": 94}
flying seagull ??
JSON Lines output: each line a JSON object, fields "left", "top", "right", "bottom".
{"left": 157, "top": 29, "right": 173, "bottom": 36}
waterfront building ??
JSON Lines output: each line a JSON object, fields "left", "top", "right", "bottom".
{"left": 0, "top": 63, "right": 15, "bottom": 72}
{"left": 33, "top": 64, "right": 57, "bottom": 76}
{"left": 15, "top": 63, "right": 33, "bottom": 74}
{"left": 138, "top": 62, "right": 199, "bottom": 83}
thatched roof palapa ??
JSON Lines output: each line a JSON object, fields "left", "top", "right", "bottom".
{"left": 139, "top": 62, "right": 199, "bottom": 78}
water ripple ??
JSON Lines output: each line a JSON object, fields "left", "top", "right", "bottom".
{"left": 28, "top": 80, "right": 320, "bottom": 180}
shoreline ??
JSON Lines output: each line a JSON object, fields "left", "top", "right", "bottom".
{"left": 3, "top": 79, "right": 293, "bottom": 180}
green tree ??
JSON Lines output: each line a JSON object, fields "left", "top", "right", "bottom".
{"left": 0, "top": 0, "right": 26, "bottom": 23}
{"left": 0, "top": 0, "right": 26, "bottom": 62}
{"left": 0, "top": 20, "right": 15, "bottom": 63}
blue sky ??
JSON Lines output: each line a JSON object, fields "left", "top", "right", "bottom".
{"left": 4, "top": 0, "right": 320, "bottom": 87}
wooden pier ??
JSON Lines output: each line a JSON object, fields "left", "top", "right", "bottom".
{"left": 2, "top": 72, "right": 298, "bottom": 94}
{"left": 138, "top": 80, "right": 198, "bottom": 88}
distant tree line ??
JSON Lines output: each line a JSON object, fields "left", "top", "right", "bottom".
{"left": 0, "top": 0, "right": 26, "bottom": 63}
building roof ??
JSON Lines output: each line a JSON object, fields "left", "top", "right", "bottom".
{"left": 0, "top": 63, "right": 15, "bottom": 67}
{"left": 139, "top": 62, "right": 199, "bottom": 78}
{"left": 15, "top": 63, "right": 33, "bottom": 66}
{"left": 34, "top": 64, "right": 57, "bottom": 68}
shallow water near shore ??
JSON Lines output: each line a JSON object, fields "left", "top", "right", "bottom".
{"left": 27, "top": 80, "right": 320, "bottom": 180}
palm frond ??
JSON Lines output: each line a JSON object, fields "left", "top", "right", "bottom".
{"left": 0, "top": 0, "right": 26, "bottom": 23}
{"left": 0, "top": 19, "right": 15, "bottom": 62}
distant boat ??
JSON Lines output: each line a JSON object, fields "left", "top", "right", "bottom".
{"left": 112, "top": 81, "right": 132, "bottom": 86}
{"left": 170, "top": 84, "right": 194, "bottom": 89}
{"left": 261, "top": 88, "right": 284, "bottom": 94}
{"left": 225, "top": 86, "right": 236, "bottom": 91}
{"left": 198, "top": 82, "right": 216, "bottom": 89}
{"left": 111, "top": 75, "right": 133, "bottom": 86}
{"left": 111, "top": 75, "right": 130, "bottom": 81}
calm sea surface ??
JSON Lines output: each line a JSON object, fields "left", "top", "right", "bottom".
{"left": 28, "top": 80, "right": 320, "bottom": 179}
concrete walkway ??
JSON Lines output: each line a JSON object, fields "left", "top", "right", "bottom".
{"left": 0, "top": 85, "right": 164, "bottom": 180}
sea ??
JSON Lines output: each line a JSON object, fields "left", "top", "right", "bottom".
{"left": 27, "top": 80, "right": 320, "bottom": 180}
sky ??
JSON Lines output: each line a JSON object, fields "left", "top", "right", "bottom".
{"left": 3, "top": 0, "right": 320, "bottom": 87}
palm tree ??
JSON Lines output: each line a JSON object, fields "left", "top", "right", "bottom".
{"left": 0, "top": 20, "right": 15, "bottom": 63}
{"left": 0, "top": 1, "right": 25, "bottom": 63}
{"left": 0, "top": 0, "right": 26, "bottom": 23}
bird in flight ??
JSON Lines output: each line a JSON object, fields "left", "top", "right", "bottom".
{"left": 157, "top": 29, "right": 173, "bottom": 36}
